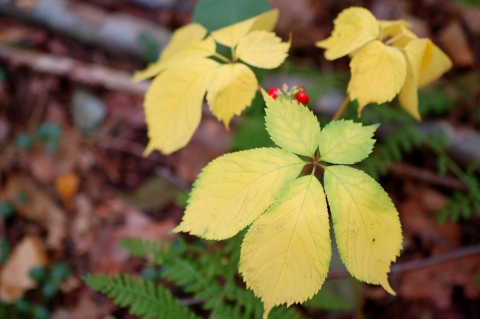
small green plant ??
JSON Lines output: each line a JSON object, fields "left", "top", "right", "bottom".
{"left": 87, "top": 2, "right": 455, "bottom": 318}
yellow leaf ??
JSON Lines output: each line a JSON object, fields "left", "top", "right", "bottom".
{"left": 319, "top": 120, "right": 378, "bottom": 164}
{"left": 206, "top": 63, "right": 258, "bottom": 126}
{"left": 324, "top": 166, "right": 402, "bottom": 294}
{"left": 143, "top": 58, "right": 220, "bottom": 155}
{"left": 211, "top": 9, "right": 279, "bottom": 48}
{"left": 240, "top": 175, "right": 330, "bottom": 319}
{"left": 348, "top": 40, "right": 406, "bottom": 114}
{"left": 0, "top": 236, "right": 48, "bottom": 303}
{"left": 379, "top": 20, "right": 417, "bottom": 48}
{"left": 316, "top": 7, "right": 379, "bottom": 60}
{"left": 399, "top": 39, "right": 429, "bottom": 120}
{"left": 132, "top": 37, "right": 216, "bottom": 82}
{"left": 417, "top": 40, "right": 452, "bottom": 87}
{"left": 235, "top": 31, "right": 290, "bottom": 69}
{"left": 159, "top": 23, "right": 207, "bottom": 62}
{"left": 174, "top": 148, "right": 305, "bottom": 239}
{"left": 262, "top": 89, "right": 320, "bottom": 157}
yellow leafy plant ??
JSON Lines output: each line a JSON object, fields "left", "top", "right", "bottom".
{"left": 316, "top": 7, "right": 452, "bottom": 120}
{"left": 134, "top": 9, "right": 290, "bottom": 155}
{"left": 175, "top": 90, "right": 403, "bottom": 318}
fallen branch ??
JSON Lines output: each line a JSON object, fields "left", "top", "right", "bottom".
{"left": 0, "top": 0, "right": 171, "bottom": 60}
{"left": 0, "top": 44, "right": 149, "bottom": 95}
{"left": 328, "top": 244, "right": 480, "bottom": 279}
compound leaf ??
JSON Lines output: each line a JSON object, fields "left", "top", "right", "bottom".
{"left": 319, "top": 120, "right": 378, "bottom": 164}
{"left": 207, "top": 63, "right": 258, "bottom": 127}
{"left": 324, "top": 165, "right": 402, "bottom": 295}
{"left": 236, "top": 31, "right": 290, "bottom": 69}
{"left": 348, "top": 40, "right": 406, "bottom": 114}
{"left": 174, "top": 148, "right": 305, "bottom": 240}
{"left": 211, "top": 9, "right": 279, "bottom": 48}
{"left": 143, "top": 58, "right": 219, "bottom": 155}
{"left": 240, "top": 175, "right": 330, "bottom": 319}
{"left": 262, "top": 90, "right": 320, "bottom": 157}
{"left": 316, "top": 7, "right": 379, "bottom": 60}
{"left": 133, "top": 37, "right": 216, "bottom": 82}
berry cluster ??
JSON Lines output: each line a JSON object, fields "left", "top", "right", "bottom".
{"left": 267, "top": 85, "right": 310, "bottom": 105}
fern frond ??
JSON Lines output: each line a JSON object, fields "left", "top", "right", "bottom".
{"left": 84, "top": 274, "right": 200, "bottom": 319}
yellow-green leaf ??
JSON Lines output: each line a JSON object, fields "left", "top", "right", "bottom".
{"left": 316, "top": 7, "right": 379, "bottom": 60}
{"left": 324, "top": 165, "right": 402, "bottom": 294}
{"left": 211, "top": 9, "right": 279, "bottom": 48}
{"left": 235, "top": 31, "right": 290, "bottom": 69}
{"left": 143, "top": 58, "right": 220, "bottom": 155}
{"left": 206, "top": 63, "right": 258, "bottom": 127}
{"left": 262, "top": 90, "right": 320, "bottom": 157}
{"left": 399, "top": 39, "right": 429, "bottom": 120}
{"left": 417, "top": 40, "right": 452, "bottom": 87}
{"left": 174, "top": 148, "right": 304, "bottom": 240}
{"left": 160, "top": 23, "right": 208, "bottom": 62}
{"left": 348, "top": 40, "right": 406, "bottom": 114}
{"left": 132, "top": 37, "right": 216, "bottom": 82}
{"left": 240, "top": 175, "right": 330, "bottom": 319}
{"left": 319, "top": 120, "right": 378, "bottom": 164}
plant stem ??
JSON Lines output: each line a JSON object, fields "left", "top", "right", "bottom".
{"left": 332, "top": 96, "right": 350, "bottom": 121}
{"left": 213, "top": 52, "right": 232, "bottom": 63}
{"left": 349, "top": 276, "right": 365, "bottom": 319}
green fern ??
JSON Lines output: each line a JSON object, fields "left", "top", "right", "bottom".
{"left": 84, "top": 273, "right": 200, "bottom": 319}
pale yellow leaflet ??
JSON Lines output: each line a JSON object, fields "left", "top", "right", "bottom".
{"left": 399, "top": 39, "right": 429, "bottom": 120}
{"left": 316, "top": 7, "right": 379, "bottom": 60}
{"left": 174, "top": 148, "right": 304, "bottom": 240}
{"left": 262, "top": 90, "right": 320, "bottom": 157}
{"left": 324, "top": 166, "right": 402, "bottom": 294}
{"left": 211, "top": 9, "right": 279, "bottom": 48}
{"left": 132, "top": 37, "right": 216, "bottom": 82}
{"left": 160, "top": 23, "right": 208, "bottom": 62}
{"left": 417, "top": 40, "right": 452, "bottom": 87}
{"left": 348, "top": 40, "right": 406, "bottom": 114}
{"left": 240, "top": 175, "right": 330, "bottom": 319}
{"left": 319, "top": 120, "right": 378, "bottom": 164}
{"left": 206, "top": 63, "right": 258, "bottom": 127}
{"left": 235, "top": 31, "right": 290, "bottom": 69}
{"left": 143, "top": 58, "right": 219, "bottom": 155}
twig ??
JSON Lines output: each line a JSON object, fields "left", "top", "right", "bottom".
{"left": 0, "top": 0, "right": 171, "bottom": 60}
{"left": 0, "top": 44, "right": 150, "bottom": 95}
{"left": 327, "top": 244, "right": 480, "bottom": 279}
{"left": 390, "top": 162, "right": 468, "bottom": 191}
{"left": 332, "top": 96, "right": 350, "bottom": 121}
{"left": 156, "top": 167, "right": 191, "bottom": 193}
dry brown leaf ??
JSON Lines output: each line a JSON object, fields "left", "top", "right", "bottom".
{"left": 89, "top": 199, "right": 177, "bottom": 275}
{"left": 5, "top": 175, "right": 67, "bottom": 249}
{"left": 55, "top": 172, "right": 81, "bottom": 209}
{"left": 25, "top": 126, "right": 81, "bottom": 184}
{"left": 399, "top": 254, "right": 480, "bottom": 309}
{"left": 173, "top": 117, "right": 231, "bottom": 184}
{"left": 71, "top": 194, "right": 99, "bottom": 254}
{"left": 438, "top": 21, "right": 476, "bottom": 68}
{"left": 51, "top": 291, "right": 110, "bottom": 319}
{"left": 0, "top": 236, "right": 48, "bottom": 303}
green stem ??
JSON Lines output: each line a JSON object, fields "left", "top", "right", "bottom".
{"left": 213, "top": 52, "right": 232, "bottom": 63}
{"left": 332, "top": 96, "right": 350, "bottom": 121}
{"left": 349, "top": 276, "right": 365, "bottom": 319}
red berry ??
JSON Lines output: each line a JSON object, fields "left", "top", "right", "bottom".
{"left": 295, "top": 92, "right": 310, "bottom": 104}
{"left": 268, "top": 88, "right": 279, "bottom": 99}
